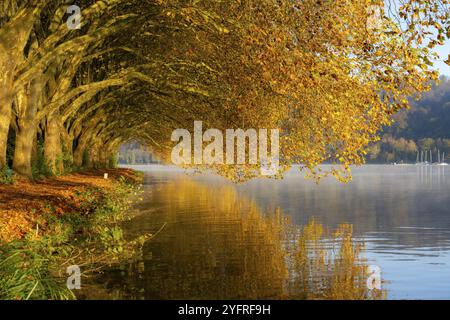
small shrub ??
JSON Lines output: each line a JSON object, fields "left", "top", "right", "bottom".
{"left": 109, "top": 154, "right": 119, "bottom": 168}
{"left": 31, "top": 137, "right": 52, "bottom": 179}
{"left": 0, "top": 166, "right": 15, "bottom": 184}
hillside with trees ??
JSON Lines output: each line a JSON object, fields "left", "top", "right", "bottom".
{"left": 367, "top": 76, "right": 450, "bottom": 163}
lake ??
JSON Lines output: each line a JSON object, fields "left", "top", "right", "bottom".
{"left": 83, "top": 164, "right": 450, "bottom": 300}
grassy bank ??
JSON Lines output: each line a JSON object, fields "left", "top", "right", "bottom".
{"left": 0, "top": 169, "right": 148, "bottom": 300}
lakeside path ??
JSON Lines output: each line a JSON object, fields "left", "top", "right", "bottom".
{"left": 0, "top": 169, "right": 140, "bottom": 242}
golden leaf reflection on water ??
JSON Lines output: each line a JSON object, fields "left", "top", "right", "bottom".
{"left": 83, "top": 178, "right": 386, "bottom": 300}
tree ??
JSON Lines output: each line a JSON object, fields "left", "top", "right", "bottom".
{"left": 0, "top": 0, "right": 449, "bottom": 181}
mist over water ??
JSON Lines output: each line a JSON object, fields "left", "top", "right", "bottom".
{"left": 86, "top": 165, "right": 450, "bottom": 300}
{"left": 236, "top": 165, "right": 450, "bottom": 299}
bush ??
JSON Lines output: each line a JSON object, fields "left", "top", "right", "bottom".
{"left": 31, "top": 137, "right": 52, "bottom": 179}
{"left": 109, "top": 154, "right": 119, "bottom": 168}
{"left": 0, "top": 166, "right": 15, "bottom": 184}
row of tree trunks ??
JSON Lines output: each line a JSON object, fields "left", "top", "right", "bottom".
{"left": 2, "top": 108, "right": 118, "bottom": 177}
{"left": 73, "top": 130, "right": 119, "bottom": 169}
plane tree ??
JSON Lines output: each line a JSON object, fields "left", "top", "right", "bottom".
{"left": 0, "top": 0, "right": 449, "bottom": 181}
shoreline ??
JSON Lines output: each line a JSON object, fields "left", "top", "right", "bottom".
{"left": 0, "top": 168, "right": 147, "bottom": 300}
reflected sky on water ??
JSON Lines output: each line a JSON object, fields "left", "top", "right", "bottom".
{"left": 86, "top": 164, "right": 450, "bottom": 300}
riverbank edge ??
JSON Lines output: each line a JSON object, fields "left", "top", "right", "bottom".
{"left": 0, "top": 168, "right": 148, "bottom": 300}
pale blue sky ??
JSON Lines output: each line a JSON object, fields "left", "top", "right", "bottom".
{"left": 434, "top": 41, "right": 450, "bottom": 77}
{"left": 383, "top": 0, "right": 449, "bottom": 77}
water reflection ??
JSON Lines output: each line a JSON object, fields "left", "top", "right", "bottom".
{"left": 236, "top": 165, "right": 450, "bottom": 251}
{"left": 288, "top": 221, "right": 384, "bottom": 300}
{"left": 233, "top": 165, "right": 450, "bottom": 299}
{"left": 84, "top": 177, "right": 384, "bottom": 300}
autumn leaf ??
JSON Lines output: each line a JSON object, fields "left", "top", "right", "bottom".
{"left": 445, "top": 54, "right": 450, "bottom": 66}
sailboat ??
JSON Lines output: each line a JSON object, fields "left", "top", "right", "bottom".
{"left": 415, "top": 151, "right": 421, "bottom": 165}
{"left": 424, "top": 150, "right": 429, "bottom": 165}
{"left": 437, "top": 151, "right": 449, "bottom": 166}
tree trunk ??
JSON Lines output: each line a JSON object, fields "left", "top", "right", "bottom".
{"left": 13, "top": 77, "right": 43, "bottom": 178}
{"left": 44, "top": 112, "right": 62, "bottom": 175}
{"left": 73, "top": 133, "right": 90, "bottom": 168}
{"left": 0, "top": 4, "right": 45, "bottom": 169}
{"left": 13, "top": 120, "right": 36, "bottom": 178}
{"left": 31, "top": 133, "right": 38, "bottom": 166}
{"left": 99, "top": 148, "right": 109, "bottom": 168}
{"left": 89, "top": 142, "right": 101, "bottom": 168}
{"left": 0, "top": 103, "right": 11, "bottom": 169}
{"left": 102, "top": 140, "right": 119, "bottom": 168}
{"left": 61, "top": 128, "right": 73, "bottom": 169}
{"left": 0, "top": 57, "right": 14, "bottom": 169}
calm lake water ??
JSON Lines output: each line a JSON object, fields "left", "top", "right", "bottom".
{"left": 84, "top": 164, "right": 450, "bottom": 300}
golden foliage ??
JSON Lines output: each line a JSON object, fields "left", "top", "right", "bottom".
{"left": 145, "top": 0, "right": 450, "bottom": 182}
{"left": 0, "top": 1, "right": 449, "bottom": 180}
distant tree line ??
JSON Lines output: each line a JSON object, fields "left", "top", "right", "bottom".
{"left": 367, "top": 77, "right": 450, "bottom": 163}
{"left": 118, "top": 142, "right": 159, "bottom": 165}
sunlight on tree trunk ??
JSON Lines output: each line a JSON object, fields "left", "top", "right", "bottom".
{"left": 0, "top": 60, "right": 14, "bottom": 169}
{"left": 12, "top": 120, "right": 36, "bottom": 177}
{"left": 44, "top": 112, "right": 62, "bottom": 175}
{"left": 73, "top": 142, "right": 87, "bottom": 168}
{"left": 0, "top": 103, "right": 11, "bottom": 169}
{"left": 12, "top": 80, "right": 41, "bottom": 177}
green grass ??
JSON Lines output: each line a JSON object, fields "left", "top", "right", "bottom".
{"left": 0, "top": 238, "right": 75, "bottom": 300}
{"left": 0, "top": 175, "right": 148, "bottom": 300}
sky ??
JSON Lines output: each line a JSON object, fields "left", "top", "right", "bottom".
{"left": 383, "top": 0, "right": 449, "bottom": 77}
{"left": 434, "top": 41, "right": 450, "bottom": 77}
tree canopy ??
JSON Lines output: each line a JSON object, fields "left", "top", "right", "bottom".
{"left": 0, "top": 0, "right": 449, "bottom": 181}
